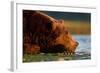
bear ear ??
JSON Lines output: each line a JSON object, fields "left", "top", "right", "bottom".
{"left": 59, "top": 19, "right": 64, "bottom": 24}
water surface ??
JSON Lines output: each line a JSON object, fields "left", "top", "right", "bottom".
{"left": 73, "top": 35, "right": 91, "bottom": 60}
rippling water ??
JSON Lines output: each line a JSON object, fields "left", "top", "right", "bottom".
{"left": 73, "top": 35, "right": 91, "bottom": 60}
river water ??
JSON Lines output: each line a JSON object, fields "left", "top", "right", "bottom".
{"left": 73, "top": 35, "right": 91, "bottom": 60}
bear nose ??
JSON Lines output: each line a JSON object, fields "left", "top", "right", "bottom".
{"left": 75, "top": 42, "right": 79, "bottom": 46}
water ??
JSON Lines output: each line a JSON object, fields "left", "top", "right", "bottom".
{"left": 73, "top": 35, "right": 91, "bottom": 60}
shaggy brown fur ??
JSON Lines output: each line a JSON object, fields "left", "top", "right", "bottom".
{"left": 23, "top": 10, "right": 78, "bottom": 54}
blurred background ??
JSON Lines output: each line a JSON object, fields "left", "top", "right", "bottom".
{"left": 42, "top": 11, "right": 91, "bottom": 35}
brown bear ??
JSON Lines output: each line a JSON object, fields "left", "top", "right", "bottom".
{"left": 23, "top": 10, "right": 78, "bottom": 55}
